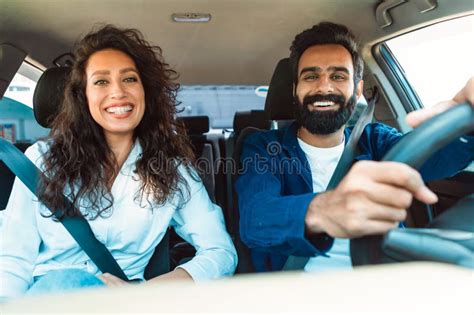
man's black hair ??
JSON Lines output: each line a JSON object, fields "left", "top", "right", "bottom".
{"left": 289, "top": 21, "right": 364, "bottom": 86}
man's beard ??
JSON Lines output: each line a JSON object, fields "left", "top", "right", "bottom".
{"left": 295, "top": 93, "right": 357, "bottom": 135}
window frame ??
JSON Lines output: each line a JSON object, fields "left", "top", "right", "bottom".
{"left": 373, "top": 43, "right": 424, "bottom": 114}
{"left": 372, "top": 16, "right": 474, "bottom": 174}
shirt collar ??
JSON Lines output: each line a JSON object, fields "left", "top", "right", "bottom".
{"left": 122, "top": 139, "right": 142, "bottom": 172}
{"left": 281, "top": 121, "right": 351, "bottom": 152}
{"left": 281, "top": 121, "right": 300, "bottom": 152}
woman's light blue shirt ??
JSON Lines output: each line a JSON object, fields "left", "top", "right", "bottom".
{"left": 0, "top": 141, "right": 237, "bottom": 300}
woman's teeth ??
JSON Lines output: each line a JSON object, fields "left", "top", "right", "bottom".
{"left": 106, "top": 105, "right": 133, "bottom": 114}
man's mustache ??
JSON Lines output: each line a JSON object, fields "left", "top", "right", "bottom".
{"left": 302, "top": 94, "right": 346, "bottom": 107}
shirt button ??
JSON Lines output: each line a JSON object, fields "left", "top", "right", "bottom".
{"left": 85, "top": 260, "right": 98, "bottom": 274}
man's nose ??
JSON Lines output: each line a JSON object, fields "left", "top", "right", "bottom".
{"left": 314, "top": 76, "right": 334, "bottom": 94}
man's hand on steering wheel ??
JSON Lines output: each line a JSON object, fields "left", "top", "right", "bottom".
{"left": 304, "top": 160, "right": 438, "bottom": 239}
{"left": 305, "top": 78, "right": 473, "bottom": 240}
{"left": 406, "top": 76, "right": 474, "bottom": 128}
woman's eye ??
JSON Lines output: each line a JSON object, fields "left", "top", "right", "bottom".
{"left": 94, "top": 79, "right": 108, "bottom": 86}
{"left": 124, "top": 77, "right": 138, "bottom": 83}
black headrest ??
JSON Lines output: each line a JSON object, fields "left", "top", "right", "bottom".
{"left": 177, "top": 116, "right": 210, "bottom": 135}
{"left": 264, "top": 58, "right": 294, "bottom": 120}
{"left": 33, "top": 67, "right": 71, "bottom": 128}
{"left": 233, "top": 110, "right": 270, "bottom": 136}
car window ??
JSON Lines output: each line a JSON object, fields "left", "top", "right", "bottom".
{"left": 177, "top": 85, "right": 267, "bottom": 129}
{"left": 0, "top": 62, "right": 48, "bottom": 143}
{"left": 386, "top": 15, "right": 473, "bottom": 108}
{"left": 385, "top": 15, "right": 474, "bottom": 172}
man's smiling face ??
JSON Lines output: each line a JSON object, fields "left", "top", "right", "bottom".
{"left": 295, "top": 44, "right": 363, "bottom": 135}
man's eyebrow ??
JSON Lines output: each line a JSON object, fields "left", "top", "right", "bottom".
{"left": 299, "top": 66, "right": 351, "bottom": 77}
{"left": 328, "top": 66, "right": 350, "bottom": 74}
{"left": 299, "top": 66, "right": 322, "bottom": 77}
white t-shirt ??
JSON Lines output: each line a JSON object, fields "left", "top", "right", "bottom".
{"left": 297, "top": 138, "right": 352, "bottom": 273}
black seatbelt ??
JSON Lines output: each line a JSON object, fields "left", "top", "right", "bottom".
{"left": 225, "top": 130, "right": 236, "bottom": 235}
{"left": 283, "top": 89, "right": 378, "bottom": 270}
{"left": 0, "top": 138, "right": 129, "bottom": 281}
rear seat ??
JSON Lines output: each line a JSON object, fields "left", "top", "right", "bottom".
{"left": 177, "top": 115, "right": 216, "bottom": 201}
{"left": 227, "top": 58, "right": 291, "bottom": 273}
{"left": 218, "top": 110, "right": 271, "bottom": 273}
{"left": 171, "top": 116, "right": 220, "bottom": 268}
{"left": 229, "top": 109, "right": 271, "bottom": 230}
{"left": 233, "top": 110, "right": 271, "bottom": 140}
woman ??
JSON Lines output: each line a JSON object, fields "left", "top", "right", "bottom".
{"left": 0, "top": 25, "right": 237, "bottom": 300}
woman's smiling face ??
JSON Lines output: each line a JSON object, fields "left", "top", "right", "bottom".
{"left": 85, "top": 48, "right": 145, "bottom": 142}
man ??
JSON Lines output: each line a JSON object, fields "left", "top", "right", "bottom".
{"left": 235, "top": 22, "right": 474, "bottom": 272}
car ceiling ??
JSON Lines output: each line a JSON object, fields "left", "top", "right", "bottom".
{"left": 0, "top": 0, "right": 472, "bottom": 85}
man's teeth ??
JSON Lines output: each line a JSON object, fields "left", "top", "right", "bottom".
{"left": 106, "top": 105, "right": 133, "bottom": 114}
{"left": 312, "top": 101, "right": 335, "bottom": 107}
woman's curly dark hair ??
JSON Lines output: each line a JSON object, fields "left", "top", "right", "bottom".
{"left": 39, "top": 24, "right": 196, "bottom": 219}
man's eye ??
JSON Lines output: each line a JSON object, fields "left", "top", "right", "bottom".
{"left": 331, "top": 74, "right": 346, "bottom": 81}
{"left": 124, "top": 77, "right": 138, "bottom": 83}
{"left": 94, "top": 79, "right": 108, "bottom": 86}
{"left": 303, "top": 74, "right": 317, "bottom": 81}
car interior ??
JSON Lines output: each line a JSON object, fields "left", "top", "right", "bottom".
{"left": 0, "top": 0, "right": 473, "bottom": 311}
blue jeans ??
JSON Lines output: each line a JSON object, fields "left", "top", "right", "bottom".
{"left": 28, "top": 269, "right": 105, "bottom": 296}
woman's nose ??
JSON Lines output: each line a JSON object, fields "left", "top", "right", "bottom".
{"left": 109, "top": 82, "right": 126, "bottom": 99}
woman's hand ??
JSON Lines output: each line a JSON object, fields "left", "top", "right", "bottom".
{"left": 99, "top": 268, "right": 193, "bottom": 287}
{"left": 98, "top": 273, "right": 130, "bottom": 287}
{"left": 147, "top": 267, "right": 193, "bottom": 284}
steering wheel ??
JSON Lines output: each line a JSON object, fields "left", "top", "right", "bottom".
{"left": 350, "top": 102, "right": 474, "bottom": 267}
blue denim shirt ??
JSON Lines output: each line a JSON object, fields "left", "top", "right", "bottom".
{"left": 235, "top": 122, "right": 474, "bottom": 272}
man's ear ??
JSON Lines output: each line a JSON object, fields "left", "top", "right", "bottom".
{"left": 355, "top": 80, "right": 364, "bottom": 100}
{"left": 293, "top": 83, "right": 297, "bottom": 99}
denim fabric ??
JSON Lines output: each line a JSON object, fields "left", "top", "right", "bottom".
{"left": 28, "top": 269, "right": 105, "bottom": 296}
{"left": 236, "top": 122, "right": 474, "bottom": 272}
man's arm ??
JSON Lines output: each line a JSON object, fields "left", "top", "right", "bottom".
{"left": 406, "top": 77, "right": 474, "bottom": 180}
{"left": 306, "top": 78, "right": 474, "bottom": 239}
